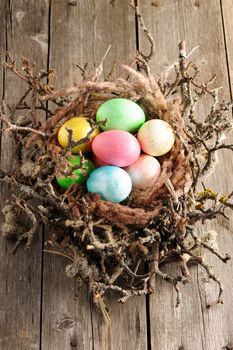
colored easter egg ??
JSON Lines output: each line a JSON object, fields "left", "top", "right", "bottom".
{"left": 58, "top": 117, "right": 99, "bottom": 154}
{"left": 96, "top": 98, "right": 145, "bottom": 133}
{"left": 56, "top": 155, "right": 95, "bottom": 190}
{"left": 137, "top": 119, "right": 175, "bottom": 156}
{"left": 86, "top": 166, "right": 132, "bottom": 203}
{"left": 124, "top": 155, "right": 161, "bottom": 188}
{"left": 92, "top": 130, "right": 141, "bottom": 167}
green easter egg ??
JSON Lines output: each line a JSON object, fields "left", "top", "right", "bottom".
{"left": 56, "top": 155, "right": 95, "bottom": 190}
{"left": 96, "top": 98, "right": 145, "bottom": 133}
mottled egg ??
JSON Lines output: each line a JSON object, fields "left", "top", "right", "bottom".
{"left": 56, "top": 155, "right": 95, "bottom": 190}
{"left": 124, "top": 155, "right": 161, "bottom": 188}
{"left": 86, "top": 166, "right": 132, "bottom": 203}
{"left": 96, "top": 98, "right": 145, "bottom": 133}
{"left": 58, "top": 117, "right": 99, "bottom": 154}
{"left": 137, "top": 119, "right": 175, "bottom": 156}
{"left": 92, "top": 130, "right": 141, "bottom": 167}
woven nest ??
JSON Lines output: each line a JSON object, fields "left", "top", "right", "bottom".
{"left": 1, "top": 52, "right": 233, "bottom": 320}
{"left": 38, "top": 66, "right": 192, "bottom": 227}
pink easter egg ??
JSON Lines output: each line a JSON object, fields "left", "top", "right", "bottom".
{"left": 124, "top": 154, "right": 161, "bottom": 188}
{"left": 92, "top": 130, "right": 141, "bottom": 167}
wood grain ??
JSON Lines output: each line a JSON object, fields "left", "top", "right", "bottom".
{"left": 0, "top": 1, "right": 48, "bottom": 349}
{"left": 221, "top": 0, "right": 233, "bottom": 96}
{"left": 138, "top": 0, "right": 233, "bottom": 349}
{"left": 40, "top": 1, "right": 148, "bottom": 350}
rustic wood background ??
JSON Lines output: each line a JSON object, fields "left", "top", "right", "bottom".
{"left": 0, "top": 1, "right": 233, "bottom": 349}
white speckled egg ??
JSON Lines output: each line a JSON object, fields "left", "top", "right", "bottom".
{"left": 137, "top": 119, "right": 175, "bottom": 156}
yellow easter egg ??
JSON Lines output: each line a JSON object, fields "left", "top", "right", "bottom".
{"left": 58, "top": 117, "right": 99, "bottom": 154}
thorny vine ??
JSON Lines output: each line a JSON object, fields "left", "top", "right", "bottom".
{"left": 0, "top": 2, "right": 233, "bottom": 321}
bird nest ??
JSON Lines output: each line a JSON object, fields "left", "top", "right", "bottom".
{"left": 1, "top": 43, "right": 233, "bottom": 321}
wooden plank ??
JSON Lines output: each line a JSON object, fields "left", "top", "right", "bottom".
{"left": 41, "top": 1, "right": 148, "bottom": 350}
{"left": 90, "top": 294, "right": 147, "bottom": 350}
{"left": 221, "top": 0, "right": 233, "bottom": 96}
{"left": 0, "top": 0, "right": 5, "bottom": 109}
{"left": 138, "top": 1, "right": 233, "bottom": 349}
{"left": 0, "top": 0, "right": 5, "bottom": 144}
{"left": 0, "top": 1, "right": 49, "bottom": 349}
{"left": 0, "top": 0, "right": 6, "bottom": 345}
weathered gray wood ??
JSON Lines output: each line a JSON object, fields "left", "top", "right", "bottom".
{"left": 221, "top": 0, "right": 233, "bottom": 93}
{"left": 41, "top": 1, "right": 148, "bottom": 350}
{"left": 138, "top": 1, "right": 233, "bottom": 349}
{"left": 0, "top": 3, "right": 6, "bottom": 346}
{"left": 0, "top": 0, "right": 5, "bottom": 113}
{"left": 0, "top": 1, "right": 48, "bottom": 349}
{"left": 90, "top": 294, "right": 147, "bottom": 350}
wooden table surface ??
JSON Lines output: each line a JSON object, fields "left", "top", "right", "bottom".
{"left": 0, "top": 1, "right": 233, "bottom": 349}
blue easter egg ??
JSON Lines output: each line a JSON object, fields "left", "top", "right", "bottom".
{"left": 86, "top": 166, "right": 132, "bottom": 203}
